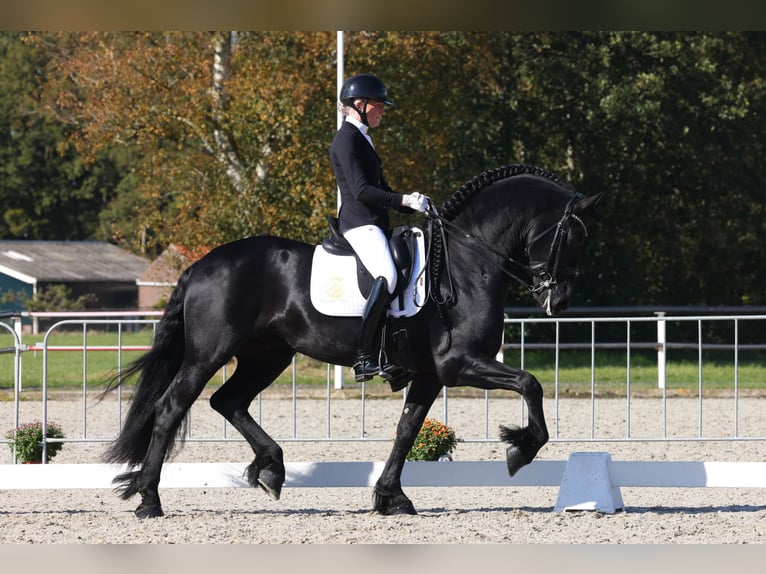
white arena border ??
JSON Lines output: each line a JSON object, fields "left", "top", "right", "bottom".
{"left": 2, "top": 454, "right": 766, "bottom": 513}
{"left": 0, "top": 460, "right": 563, "bottom": 489}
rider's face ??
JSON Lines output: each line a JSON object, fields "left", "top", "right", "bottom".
{"left": 356, "top": 99, "right": 386, "bottom": 128}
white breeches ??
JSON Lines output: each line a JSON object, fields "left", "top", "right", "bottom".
{"left": 342, "top": 225, "right": 397, "bottom": 294}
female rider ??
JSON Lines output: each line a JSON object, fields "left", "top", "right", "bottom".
{"left": 330, "top": 73, "right": 427, "bottom": 382}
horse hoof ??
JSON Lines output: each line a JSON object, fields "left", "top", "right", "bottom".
{"left": 257, "top": 468, "right": 283, "bottom": 501}
{"left": 135, "top": 504, "right": 164, "bottom": 519}
{"left": 505, "top": 445, "right": 529, "bottom": 477}
{"left": 373, "top": 492, "right": 417, "bottom": 515}
{"left": 381, "top": 501, "right": 417, "bottom": 516}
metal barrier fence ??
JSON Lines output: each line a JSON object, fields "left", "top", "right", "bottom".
{"left": 497, "top": 313, "right": 766, "bottom": 443}
{"left": 2, "top": 311, "right": 766, "bottom": 463}
{"left": 0, "top": 317, "right": 24, "bottom": 453}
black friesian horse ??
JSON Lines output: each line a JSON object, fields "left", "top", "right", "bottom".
{"left": 103, "top": 164, "right": 603, "bottom": 518}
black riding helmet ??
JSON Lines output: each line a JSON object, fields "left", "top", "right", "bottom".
{"left": 339, "top": 74, "right": 393, "bottom": 125}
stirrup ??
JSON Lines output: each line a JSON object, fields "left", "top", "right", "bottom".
{"left": 380, "top": 364, "right": 411, "bottom": 392}
{"left": 353, "top": 353, "right": 398, "bottom": 383}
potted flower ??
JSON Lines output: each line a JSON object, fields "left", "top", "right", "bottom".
{"left": 5, "top": 420, "right": 65, "bottom": 463}
{"left": 406, "top": 418, "right": 457, "bottom": 461}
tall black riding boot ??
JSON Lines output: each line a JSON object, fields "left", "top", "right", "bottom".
{"left": 353, "top": 277, "right": 393, "bottom": 382}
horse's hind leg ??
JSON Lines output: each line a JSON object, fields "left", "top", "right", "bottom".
{"left": 118, "top": 362, "right": 219, "bottom": 518}
{"left": 209, "top": 344, "right": 295, "bottom": 501}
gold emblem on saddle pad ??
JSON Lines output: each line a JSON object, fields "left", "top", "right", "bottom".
{"left": 325, "top": 276, "right": 345, "bottom": 299}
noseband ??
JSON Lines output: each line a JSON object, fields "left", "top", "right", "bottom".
{"left": 426, "top": 192, "right": 587, "bottom": 297}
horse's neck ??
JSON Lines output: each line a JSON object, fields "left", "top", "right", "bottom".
{"left": 451, "top": 198, "right": 532, "bottom": 262}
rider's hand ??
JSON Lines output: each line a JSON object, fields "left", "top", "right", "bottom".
{"left": 401, "top": 192, "right": 428, "bottom": 213}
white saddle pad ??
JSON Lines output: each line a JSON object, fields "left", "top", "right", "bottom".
{"left": 310, "top": 227, "right": 427, "bottom": 318}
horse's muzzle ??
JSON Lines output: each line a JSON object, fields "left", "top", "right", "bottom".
{"left": 533, "top": 282, "right": 572, "bottom": 316}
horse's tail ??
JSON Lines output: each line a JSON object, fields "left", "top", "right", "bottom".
{"left": 102, "top": 265, "right": 194, "bottom": 466}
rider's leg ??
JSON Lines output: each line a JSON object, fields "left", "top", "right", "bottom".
{"left": 342, "top": 225, "right": 398, "bottom": 382}
{"left": 353, "top": 276, "right": 393, "bottom": 382}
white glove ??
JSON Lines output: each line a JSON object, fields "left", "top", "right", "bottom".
{"left": 401, "top": 192, "right": 428, "bottom": 213}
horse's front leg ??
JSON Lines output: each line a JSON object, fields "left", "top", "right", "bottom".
{"left": 442, "top": 354, "right": 549, "bottom": 476}
{"left": 373, "top": 375, "right": 441, "bottom": 515}
{"left": 497, "top": 367, "right": 549, "bottom": 476}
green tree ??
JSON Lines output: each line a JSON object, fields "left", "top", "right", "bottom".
{"left": 562, "top": 32, "right": 766, "bottom": 306}
{"left": 0, "top": 32, "right": 129, "bottom": 241}
{"left": 421, "top": 32, "right": 766, "bottom": 306}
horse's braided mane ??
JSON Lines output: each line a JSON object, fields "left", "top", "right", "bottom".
{"left": 439, "top": 164, "right": 575, "bottom": 222}
{"left": 428, "top": 165, "right": 575, "bottom": 339}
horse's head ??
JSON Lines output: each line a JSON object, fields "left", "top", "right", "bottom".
{"left": 526, "top": 192, "right": 604, "bottom": 316}
{"left": 431, "top": 165, "right": 605, "bottom": 318}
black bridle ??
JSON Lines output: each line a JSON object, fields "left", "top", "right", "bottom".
{"left": 424, "top": 193, "right": 587, "bottom": 301}
{"left": 524, "top": 192, "right": 587, "bottom": 294}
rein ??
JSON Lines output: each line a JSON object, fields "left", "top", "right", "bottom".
{"left": 424, "top": 193, "right": 587, "bottom": 297}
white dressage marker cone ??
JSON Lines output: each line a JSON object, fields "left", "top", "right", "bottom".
{"left": 554, "top": 452, "right": 624, "bottom": 513}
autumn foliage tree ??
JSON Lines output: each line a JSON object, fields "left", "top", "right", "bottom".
{"left": 35, "top": 31, "right": 522, "bottom": 255}
{"left": 37, "top": 31, "right": 339, "bottom": 256}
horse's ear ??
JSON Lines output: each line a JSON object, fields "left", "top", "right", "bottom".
{"left": 574, "top": 192, "right": 605, "bottom": 219}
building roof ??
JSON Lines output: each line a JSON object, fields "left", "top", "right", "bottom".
{"left": 0, "top": 240, "right": 149, "bottom": 285}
